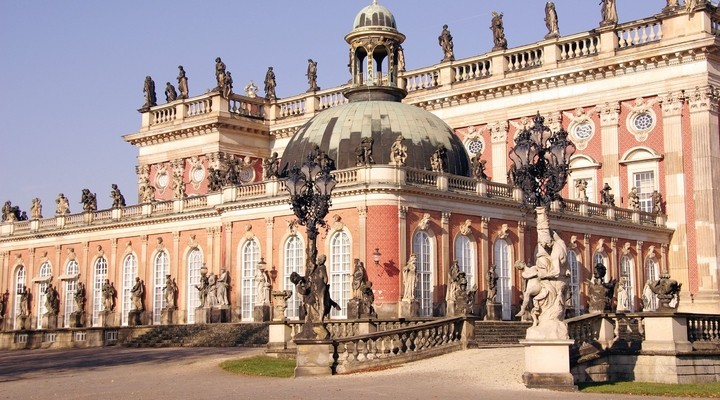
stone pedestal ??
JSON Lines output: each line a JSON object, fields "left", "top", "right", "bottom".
{"left": 642, "top": 314, "right": 693, "bottom": 352}
{"left": 520, "top": 339, "right": 577, "bottom": 391}
{"left": 210, "top": 306, "right": 229, "bottom": 323}
{"left": 253, "top": 305, "right": 270, "bottom": 322}
{"left": 69, "top": 311, "right": 86, "bottom": 328}
{"left": 399, "top": 300, "right": 418, "bottom": 318}
{"left": 98, "top": 311, "right": 116, "bottom": 327}
{"left": 128, "top": 310, "right": 147, "bottom": 326}
{"left": 194, "top": 307, "right": 210, "bottom": 324}
{"left": 15, "top": 315, "right": 29, "bottom": 330}
{"left": 294, "top": 340, "right": 333, "bottom": 377}
{"left": 41, "top": 313, "right": 58, "bottom": 330}
{"left": 268, "top": 322, "right": 293, "bottom": 350}
{"left": 161, "top": 308, "right": 176, "bottom": 325}
{"left": 485, "top": 303, "right": 502, "bottom": 320}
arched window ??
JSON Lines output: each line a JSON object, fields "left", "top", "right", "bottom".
{"left": 413, "top": 232, "right": 433, "bottom": 317}
{"left": 241, "top": 240, "right": 260, "bottom": 320}
{"left": 36, "top": 262, "right": 52, "bottom": 329}
{"left": 643, "top": 255, "right": 660, "bottom": 311}
{"left": 121, "top": 254, "right": 137, "bottom": 326}
{"left": 567, "top": 251, "right": 581, "bottom": 316}
{"left": 186, "top": 249, "right": 203, "bottom": 323}
{"left": 330, "top": 231, "right": 351, "bottom": 318}
{"left": 152, "top": 251, "right": 169, "bottom": 324}
{"left": 14, "top": 266, "right": 26, "bottom": 328}
{"left": 93, "top": 257, "right": 108, "bottom": 326}
{"left": 283, "top": 235, "right": 304, "bottom": 319}
{"left": 493, "top": 239, "right": 513, "bottom": 320}
{"left": 619, "top": 254, "right": 636, "bottom": 311}
{"left": 593, "top": 251, "right": 609, "bottom": 282}
{"left": 454, "top": 235, "right": 475, "bottom": 286}
{"left": 63, "top": 260, "right": 79, "bottom": 327}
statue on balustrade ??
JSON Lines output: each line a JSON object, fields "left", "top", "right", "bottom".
{"left": 102, "top": 279, "right": 117, "bottom": 312}
{"left": 649, "top": 273, "right": 682, "bottom": 310}
{"left": 389, "top": 135, "right": 407, "bottom": 166}
{"left": 18, "top": 286, "right": 29, "bottom": 317}
{"left": 355, "top": 137, "right": 375, "bottom": 167}
{"left": 162, "top": 275, "right": 177, "bottom": 309}
{"left": 19, "top": 211, "right": 27, "bottom": 221}
{"left": 195, "top": 272, "right": 209, "bottom": 308}
{"left": 430, "top": 144, "right": 448, "bottom": 173}
{"left": 80, "top": 189, "right": 97, "bottom": 212}
{"left": 214, "top": 57, "right": 226, "bottom": 93}
{"left": 686, "top": 0, "right": 704, "bottom": 13}
{"left": 575, "top": 180, "right": 588, "bottom": 202}
{"left": 74, "top": 281, "right": 86, "bottom": 311}
{"left": 402, "top": 254, "right": 418, "bottom": 301}
{"left": 599, "top": 0, "right": 618, "bottom": 26}
{"left": 544, "top": 2, "right": 560, "bottom": 39}
{"left": 55, "top": 193, "right": 70, "bottom": 216}
{"left": 110, "top": 184, "right": 126, "bottom": 208}
{"left": 628, "top": 187, "right": 640, "bottom": 210}
{"left": 351, "top": 259, "right": 368, "bottom": 300}
{"left": 264, "top": 67, "right": 276, "bottom": 100}
{"left": 177, "top": 65, "right": 189, "bottom": 99}
{"left": 587, "top": 263, "right": 616, "bottom": 313}
{"left": 222, "top": 71, "right": 234, "bottom": 99}
{"left": 438, "top": 24, "right": 455, "bottom": 62}
{"left": 30, "top": 198, "right": 42, "bottom": 219}
{"left": 244, "top": 81, "right": 258, "bottom": 98}
{"left": 451, "top": 272, "right": 477, "bottom": 316}
{"left": 490, "top": 12, "right": 508, "bottom": 51}
{"left": 207, "top": 166, "right": 224, "bottom": 191}
{"left": 446, "top": 260, "right": 460, "bottom": 305}
{"left": 141, "top": 75, "right": 157, "bottom": 111}
{"left": 165, "top": 82, "right": 178, "bottom": 102}
{"left": 600, "top": 183, "right": 615, "bottom": 206}
{"left": 615, "top": 280, "right": 629, "bottom": 312}
{"left": 306, "top": 59, "right": 319, "bottom": 92}
{"left": 471, "top": 157, "right": 488, "bottom": 180}
{"left": 224, "top": 155, "right": 241, "bottom": 186}
{"left": 652, "top": 190, "right": 664, "bottom": 214}
{"left": 2, "top": 201, "right": 19, "bottom": 222}
{"left": 44, "top": 283, "right": 60, "bottom": 315}
{"left": 217, "top": 268, "right": 229, "bottom": 306}
{"left": 263, "top": 152, "right": 279, "bottom": 180}
{"left": 130, "top": 277, "right": 144, "bottom": 311}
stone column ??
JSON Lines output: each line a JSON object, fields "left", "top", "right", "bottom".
{"left": 660, "top": 91, "right": 691, "bottom": 297}
{"left": 358, "top": 206, "right": 368, "bottom": 265}
{"left": 397, "top": 205, "right": 407, "bottom": 317}
{"left": 224, "top": 222, "right": 232, "bottom": 271}
{"left": 480, "top": 217, "right": 489, "bottom": 289}
{"left": 172, "top": 232, "right": 180, "bottom": 281}
{"left": 610, "top": 238, "right": 618, "bottom": 281}
{"left": 140, "top": 235, "right": 148, "bottom": 279}
{"left": 596, "top": 102, "right": 620, "bottom": 194}
{"left": 489, "top": 122, "right": 509, "bottom": 184}
{"left": 265, "top": 218, "right": 274, "bottom": 276}
{"left": 688, "top": 86, "right": 720, "bottom": 311}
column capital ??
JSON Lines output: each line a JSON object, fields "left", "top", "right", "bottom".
{"left": 398, "top": 205, "right": 408, "bottom": 219}
{"left": 688, "top": 85, "right": 719, "bottom": 113}
{"left": 659, "top": 91, "right": 684, "bottom": 116}
{"left": 595, "top": 101, "right": 620, "bottom": 126}
{"left": 357, "top": 206, "right": 368, "bottom": 218}
{"left": 488, "top": 121, "right": 509, "bottom": 144}
{"left": 441, "top": 212, "right": 451, "bottom": 224}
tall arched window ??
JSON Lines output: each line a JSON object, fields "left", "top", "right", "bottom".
{"left": 619, "top": 254, "right": 635, "bottom": 311}
{"left": 493, "top": 239, "right": 512, "bottom": 320}
{"left": 283, "top": 235, "right": 304, "bottom": 319}
{"left": 567, "top": 251, "right": 581, "bottom": 316}
{"left": 454, "top": 235, "right": 475, "bottom": 286}
{"left": 121, "top": 254, "right": 138, "bottom": 326}
{"left": 643, "top": 256, "right": 660, "bottom": 311}
{"left": 152, "top": 251, "right": 169, "bottom": 324}
{"left": 241, "top": 240, "right": 260, "bottom": 320}
{"left": 14, "top": 266, "right": 26, "bottom": 329}
{"left": 330, "top": 231, "right": 351, "bottom": 318}
{"left": 63, "top": 260, "right": 79, "bottom": 327}
{"left": 413, "top": 232, "right": 433, "bottom": 317}
{"left": 36, "top": 262, "right": 52, "bottom": 329}
{"left": 593, "top": 251, "right": 609, "bottom": 282}
{"left": 186, "top": 249, "right": 203, "bottom": 323}
{"left": 93, "top": 257, "right": 108, "bottom": 326}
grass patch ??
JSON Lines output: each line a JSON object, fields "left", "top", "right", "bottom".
{"left": 220, "top": 356, "right": 295, "bottom": 378}
{"left": 579, "top": 381, "right": 720, "bottom": 397}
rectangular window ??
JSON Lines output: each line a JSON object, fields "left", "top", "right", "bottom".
{"left": 633, "top": 171, "right": 655, "bottom": 212}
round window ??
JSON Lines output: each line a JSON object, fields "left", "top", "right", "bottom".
{"left": 156, "top": 173, "right": 169, "bottom": 189}
{"left": 573, "top": 122, "right": 593, "bottom": 140}
{"left": 191, "top": 167, "right": 205, "bottom": 183}
{"left": 633, "top": 112, "right": 653, "bottom": 131}
{"left": 467, "top": 139, "right": 484, "bottom": 155}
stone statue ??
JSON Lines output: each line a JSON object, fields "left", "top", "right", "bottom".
{"left": 471, "top": 157, "right": 488, "bottom": 180}
{"left": 44, "top": 283, "right": 59, "bottom": 315}
{"left": 397, "top": 44, "right": 406, "bottom": 72}
{"left": 446, "top": 260, "right": 460, "bottom": 304}
{"left": 389, "top": 135, "right": 407, "bottom": 166}
{"left": 351, "top": 259, "right": 368, "bottom": 300}
{"left": 402, "top": 254, "right": 418, "bottom": 301}
{"left": 195, "top": 273, "right": 209, "bottom": 308}
{"left": 600, "top": 183, "right": 615, "bottom": 206}
{"left": 544, "top": 2, "right": 560, "bottom": 39}
{"left": 130, "top": 277, "right": 144, "bottom": 311}
{"left": 141, "top": 185, "right": 155, "bottom": 203}
{"left": 575, "top": 180, "right": 588, "bottom": 202}
{"left": 507, "top": 164, "right": 517, "bottom": 187}
{"left": 110, "top": 184, "right": 126, "bottom": 208}
{"left": 451, "top": 271, "right": 477, "bottom": 315}
{"left": 628, "top": 187, "right": 640, "bottom": 210}
{"left": 0, "top": 290, "right": 8, "bottom": 319}
{"left": 142, "top": 75, "right": 157, "bottom": 110}
{"left": 290, "top": 272, "right": 311, "bottom": 320}
{"left": 207, "top": 273, "right": 218, "bottom": 306}
{"left": 19, "top": 211, "right": 28, "bottom": 221}
{"left": 291, "top": 254, "right": 341, "bottom": 339}
{"left": 164, "top": 82, "right": 177, "bottom": 102}
{"left": 641, "top": 280, "right": 657, "bottom": 311}
{"left": 177, "top": 65, "right": 189, "bottom": 99}
{"left": 438, "top": 24, "right": 455, "bottom": 62}
{"left": 361, "top": 282, "right": 377, "bottom": 318}
{"left": 490, "top": 12, "right": 508, "bottom": 51}
{"left": 264, "top": 67, "right": 276, "bottom": 100}
{"left": 600, "top": 0, "right": 618, "bottom": 26}
{"left": 30, "top": 198, "right": 42, "bottom": 219}
{"left": 102, "top": 279, "right": 116, "bottom": 312}
{"left": 272, "top": 290, "right": 293, "bottom": 321}
{"left": 222, "top": 71, "right": 234, "bottom": 99}
{"left": 649, "top": 273, "right": 682, "bottom": 310}
{"left": 1, "top": 201, "right": 20, "bottom": 222}
{"left": 263, "top": 152, "right": 279, "bottom": 180}
{"left": 254, "top": 264, "right": 270, "bottom": 306}
{"left": 173, "top": 170, "right": 185, "bottom": 199}
{"left": 214, "top": 57, "right": 226, "bottom": 92}
{"left": 80, "top": 189, "right": 97, "bottom": 212}
{"left": 587, "top": 263, "right": 616, "bottom": 313}
{"left": 615, "top": 280, "right": 629, "bottom": 312}
{"left": 55, "top": 194, "right": 71, "bottom": 215}
{"left": 306, "top": 59, "right": 319, "bottom": 92}
{"left": 652, "top": 190, "right": 664, "bottom": 214}
{"left": 686, "top": 0, "right": 702, "bottom": 13}
{"left": 664, "top": 0, "right": 680, "bottom": 10}
{"left": 487, "top": 264, "right": 498, "bottom": 303}
{"left": 216, "top": 268, "right": 229, "bottom": 306}
{"left": 244, "top": 81, "right": 258, "bottom": 98}
{"left": 430, "top": 144, "right": 448, "bottom": 173}
{"left": 18, "top": 286, "right": 29, "bottom": 317}
{"left": 355, "top": 137, "right": 375, "bottom": 166}
{"left": 162, "top": 275, "right": 177, "bottom": 309}
{"left": 207, "top": 167, "right": 224, "bottom": 191}
{"left": 74, "top": 281, "right": 86, "bottom": 311}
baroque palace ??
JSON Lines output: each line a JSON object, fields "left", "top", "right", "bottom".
{"left": 1, "top": 1, "right": 718, "bottom": 333}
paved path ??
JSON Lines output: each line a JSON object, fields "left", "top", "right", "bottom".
{"left": 0, "top": 346, "right": 703, "bottom": 400}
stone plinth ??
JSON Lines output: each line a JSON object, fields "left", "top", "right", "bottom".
{"left": 294, "top": 339, "right": 333, "bottom": 377}
{"left": 253, "top": 305, "right": 270, "bottom": 322}
{"left": 642, "top": 314, "right": 692, "bottom": 352}
{"left": 98, "top": 311, "right": 116, "bottom": 327}
{"left": 194, "top": 307, "right": 210, "bottom": 324}
{"left": 41, "top": 313, "right": 58, "bottom": 330}
{"left": 210, "top": 306, "right": 229, "bottom": 323}
{"left": 399, "top": 300, "right": 418, "bottom": 318}
{"left": 268, "top": 322, "right": 293, "bottom": 350}
{"left": 520, "top": 339, "right": 577, "bottom": 391}
{"left": 161, "top": 308, "right": 176, "bottom": 325}
{"left": 485, "top": 303, "right": 502, "bottom": 321}
{"left": 128, "top": 310, "right": 147, "bottom": 326}
{"left": 69, "top": 311, "right": 86, "bottom": 328}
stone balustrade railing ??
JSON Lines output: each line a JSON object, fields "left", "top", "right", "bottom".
{"left": 332, "top": 316, "right": 466, "bottom": 374}
{"left": 687, "top": 314, "right": 720, "bottom": 350}
{"left": 228, "top": 95, "right": 264, "bottom": 119}
{"left": 558, "top": 33, "right": 601, "bottom": 61}
{"left": 616, "top": 18, "right": 663, "bottom": 50}
{"left": 505, "top": 46, "right": 543, "bottom": 73}
{"left": 405, "top": 168, "right": 438, "bottom": 186}
{"left": 452, "top": 56, "right": 492, "bottom": 83}
{"left": 404, "top": 66, "right": 439, "bottom": 93}
{"left": 276, "top": 96, "right": 306, "bottom": 119}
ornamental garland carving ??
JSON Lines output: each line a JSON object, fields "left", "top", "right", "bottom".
{"left": 563, "top": 107, "right": 596, "bottom": 150}
{"left": 458, "top": 219, "right": 472, "bottom": 236}
{"left": 417, "top": 213, "right": 432, "bottom": 231}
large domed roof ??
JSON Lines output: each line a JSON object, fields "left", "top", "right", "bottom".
{"left": 280, "top": 100, "right": 470, "bottom": 175}
{"left": 352, "top": 1, "right": 397, "bottom": 31}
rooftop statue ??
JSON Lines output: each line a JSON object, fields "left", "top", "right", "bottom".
{"left": 600, "top": 0, "right": 618, "bottom": 26}
{"left": 223, "top": 71, "right": 234, "bottom": 99}
{"left": 471, "top": 157, "right": 488, "bottom": 180}
{"left": 55, "top": 193, "right": 70, "bottom": 215}
{"left": 264, "top": 67, "right": 277, "bottom": 100}
{"left": 628, "top": 187, "right": 640, "bottom": 210}
{"left": 430, "top": 144, "right": 448, "bottom": 173}
{"left": 110, "top": 184, "right": 126, "bottom": 208}
{"left": 30, "top": 198, "right": 42, "bottom": 219}
{"left": 80, "top": 189, "right": 97, "bottom": 212}
{"left": 544, "top": 2, "right": 560, "bottom": 39}
{"left": 177, "top": 65, "right": 189, "bottom": 99}
{"left": 306, "top": 59, "right": 319, "bottom": 92}
{"left": 141, "top": 75, "right": 157, "bottom": 111}
{"left": 600, "top": 183, "right": 615, "bottom": 206}
{"left": 355, "top": 136, "right": 374, "bottom": 166}
{"left": 214, "top": 57, "right": 226, "bottom": 92}
{"left": 263, "top": 152, "right": 279, "bottom": 180}
{"left": 389, "top": 135, "right": 407, "bottom": 166}
{"left": 164, "top": 82, "right": 177, "bottom": 102}
{"left": 490, "top": 11, "right": 508, "bottom": 51}
{"left": 244, "top": 81, "right": 258, "bottom": 98}
{"left": 438, "top": 24, "right": 455, "bottom": 62}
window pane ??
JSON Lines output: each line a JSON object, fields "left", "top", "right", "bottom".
{"left": 494, "top": 240, "right": 512, "bottom": 320}
{"left": 241, "top": 241, "right": 259, "bottom": 320}
{"left": 413, "top": 232, "right": 433, "bottom": 317}
{"left": 187, "top": 249, "right": 203, "bottom": 323}
{"left": 454, "top": 235, "right": 474, "bottom": 286}
{"left": 633, "top": 171, "right": 655, "bottom": 212}
{"left": 283, "top": 235, "right": 304, "bottom": 319}
{"left": 63, "top": 260, "right": 79, "bottom": 327}
{"left": 330, "top": 232, "right": 351, "bottom": 318}
{"left": 122, "top": 255, "right": 138, "bottom": 326}
{"left": 153, "top": 252, "right": 169, "bottom": 324}
{"left": 93, "top": 258, "right": 108, "bottom": 326}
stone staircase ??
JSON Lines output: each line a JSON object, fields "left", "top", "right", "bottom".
{"left": 122, "top": 323, "right": 268, "bottom": 348}
{"left": 472, "top": 321, "right": 531, "bottom": 348}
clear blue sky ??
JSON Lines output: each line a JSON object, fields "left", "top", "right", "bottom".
{"left": 0, "top": 0, "right": 671, "bottom": 211}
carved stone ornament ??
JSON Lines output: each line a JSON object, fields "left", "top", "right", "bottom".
{"left": 331, "top": 214, "right": 344, "bottom": 232}
{"left": 156, "top": 237, "right": 165, "bottom": 250}
{"left": 417, "top": 213, "right": 432, "bottom": 231}
{"left": 622, "top": 242, "right": 632, "bottom": 255}
{"left": 67, "top": 248, "right": 76, "bottom": 260}
{"left": 563, "top": 107, "right": 596, "bottom": 150}
{"left": 647, "top": 245, "right": 656, "bottom": 259}
{"left": 244, "top": 224, "right": 255, "bottom": 241}
{"left": 96, "top": 245, "right": 104, "bottom": 258}
{"left": 187, "top": 234, "right": 198, "bottom": 249}
{"left": 488, "top": 121, "right": 509, "bottom": 144}
{"left": 497, "top": 223, "right": 509, "bottom": 240}
{"left": 458, "top": 219, "right": 472, "bottom": 236}
{"left": 463, "top": 128, "right": 486, "bottom": 156}
{"left": 623, "top": 97, "right": 658, "bottom": 142}
{"left": 595, "top": 238, "right": 605, "bottom": 252}
{"left": 568, "top": 235, "right": 578, "bottom": 250}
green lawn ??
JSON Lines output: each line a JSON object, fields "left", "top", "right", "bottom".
{"left": 220, "top": 356, "right": 295, "bottom": 378}
{"left": 579, "top": 381, "right": 720, "bottom": 397}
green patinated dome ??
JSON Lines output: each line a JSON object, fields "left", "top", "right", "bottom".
{"left": 352, "top": 1, "right": 398, "bottom": 31}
